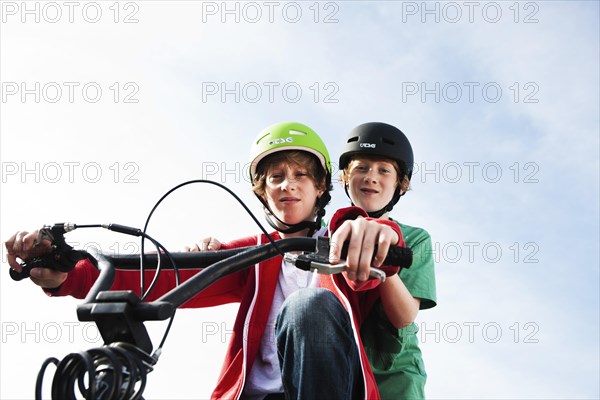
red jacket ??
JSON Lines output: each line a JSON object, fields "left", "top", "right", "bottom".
{"left": 49, "top": 207, "right": 404, "bottom": 399}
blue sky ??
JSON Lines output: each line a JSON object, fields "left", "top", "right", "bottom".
{"left": 1, "top": 1, "right": 598, "bottom": 398}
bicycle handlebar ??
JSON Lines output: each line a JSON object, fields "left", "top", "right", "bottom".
{"left": 31, "top": 234, "right": 413, "bottom": 400}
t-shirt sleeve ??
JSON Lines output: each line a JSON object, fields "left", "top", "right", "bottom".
{"left": 398, "top": 224, "right": 437, "bottom": 310}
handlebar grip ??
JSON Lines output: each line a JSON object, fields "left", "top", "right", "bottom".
{"left": 9, "top": 249, "right": 95, "bottom": 282}
{"left": 382, "top": 245, "right": 413, "bottom": 269}
{"left": 9, "top": 255, "right": 49, "bottom": 281}
{"left": 340, "top": 243, "right": 413, "bottom": 269}
{"left": 9, "top": 266, "right": 32, "bottom": 281}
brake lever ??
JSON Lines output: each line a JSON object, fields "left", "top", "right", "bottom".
{"left": 284, "top": 236, "right": 386, "bottom": 282}
{"left": 284, "top": 253, "right": 386, "bottom": 282}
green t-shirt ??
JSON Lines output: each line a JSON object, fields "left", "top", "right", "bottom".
{"left": 361, "top": 221, "right": 437, "bottom": 400}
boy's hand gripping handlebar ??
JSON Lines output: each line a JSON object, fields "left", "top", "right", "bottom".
{"left": 9, "top": 223, "right": 97, "bottom": 281}
{"left": 284, "top": 236, "right": 412, "bottom": 282}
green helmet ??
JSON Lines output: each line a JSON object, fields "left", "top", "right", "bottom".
{"left": 249, "top": 121, "right": 331, "bottom": 183}
{"left": 249, "top": 121, "right": 332, "bottom": 235}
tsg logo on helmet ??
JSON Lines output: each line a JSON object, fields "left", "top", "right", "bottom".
{"left": 360, "top": 143, "right": 377, "bottom": 148}
{"left": 268, "top": 137, "right": 293, "bottom": 146}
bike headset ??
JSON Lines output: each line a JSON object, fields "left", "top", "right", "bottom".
{"left": 249, "top": 121, "right": 332, "bottom": 236}
{"left": 338, "top": 122, "right": 414, "bottom": 218}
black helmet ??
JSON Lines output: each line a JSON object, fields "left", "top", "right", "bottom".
{"left": 339, "top": 122, "right": 414, "bottom": 217}
{"left": 339, "top": 122, "right": 414, "bottom": 179}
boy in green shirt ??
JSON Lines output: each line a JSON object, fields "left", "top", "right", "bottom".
{"left": 338, "top": 122, "right": 437, "bottom": 399}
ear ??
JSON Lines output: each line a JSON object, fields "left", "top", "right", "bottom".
{"left": 398, "top": 174, "right": 410, "bottom": 195}
{"left": 339, "top": 170, "right": 349, "bottom": 188}
{"left": 316, "top": 176, "right": 327, "bottom": 196}
{"left": 316, "top": 183, "right": 325, "bottom": 198}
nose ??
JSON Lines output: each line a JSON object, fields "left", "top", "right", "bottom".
{"left": 364, "top": 168, "right": 377, "bottom": 183}
{"left": 280, "top": 173, "right": 297, "bottom": 190}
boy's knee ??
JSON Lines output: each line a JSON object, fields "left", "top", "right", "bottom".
{"left": 281, "top": 288, "right": 337, "bottom": 316}
{"left": 276, "top": 288, "right": 346, "bottom": 334}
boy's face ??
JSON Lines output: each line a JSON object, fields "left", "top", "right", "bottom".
{"left": 263, "top": 162, "right": 324, "bottom": 227}
{"left": 347, "top": 158, "right": 399, "bottom": 213}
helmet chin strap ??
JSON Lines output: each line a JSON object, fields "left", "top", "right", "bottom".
{"left": 257, "top": 192, "right": 331, "bottom": 236}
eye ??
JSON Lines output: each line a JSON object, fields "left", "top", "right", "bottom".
{"left": 354, "top": 165, "right": 369, "bottom": 172}
{"left": 268, "top": 172, "right": 284, "bottom": 182}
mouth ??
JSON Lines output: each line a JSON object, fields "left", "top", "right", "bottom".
{"left": 360, "top": 188, "right": 379, "bottom": 195}
{"left": 280, "top": 197, "right": 301, "bottom": 204}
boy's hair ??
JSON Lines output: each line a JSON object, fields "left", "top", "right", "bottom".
{"left": 253, "top": 150, "right": 332, "bottom": 201}
{"left": 340, "top": 154, "right": 411, "bottom": 193}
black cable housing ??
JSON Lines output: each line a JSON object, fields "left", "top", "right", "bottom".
{"left": 36, "top": 342, "right": 155, "bottom": 400}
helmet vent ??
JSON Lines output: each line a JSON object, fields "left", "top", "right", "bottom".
{"left": 382, "top": 137, "right": 395, "bottom": 145}
{"left": 347, "top": 136, "right": 359, "bottom": 143}
{"left": 289, "top": 129, "right": 307, "bottom": 136}
{"left": 257, "top": 132, "right": 271, "bottom": 144}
